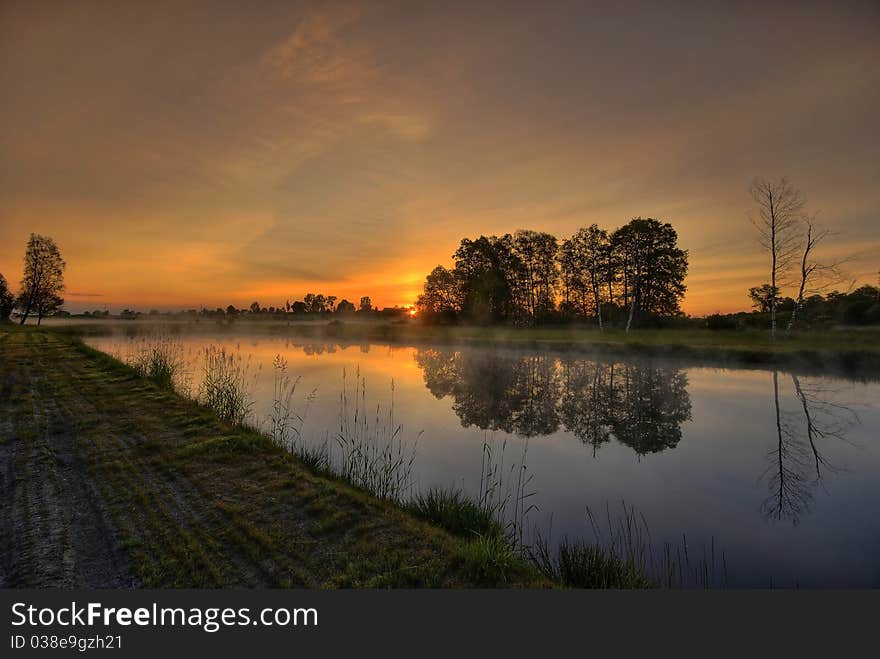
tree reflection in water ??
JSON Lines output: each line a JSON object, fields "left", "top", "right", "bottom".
{"left": 761, "top": 371, "right": 858, "bottom": 526}
{"left": 414, "top": 348, "right": 692, "bottom": 455}
{"left": 416, "top": 348, "right": 860, "bottom": 526}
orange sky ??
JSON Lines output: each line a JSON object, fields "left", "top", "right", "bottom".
{"left": 1, "top": 1, "right": 878, "bottom": 315}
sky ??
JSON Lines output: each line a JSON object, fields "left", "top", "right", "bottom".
{"left": 1, "top": 0, "right": 878, "bottom": 315}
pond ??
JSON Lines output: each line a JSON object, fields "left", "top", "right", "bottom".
{"left": 85, "top": 329, "right": 880, "bottom": 587}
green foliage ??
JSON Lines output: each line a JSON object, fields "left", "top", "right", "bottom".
{"left": 533, "top": 537, "right": 652, "bottom": 588}
{"left": 406, "top": 488, "right": 503, "bottom": 539}
{"left": 0, "top": 273, "right": 15, "bottom": 321}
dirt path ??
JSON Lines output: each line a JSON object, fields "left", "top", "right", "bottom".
{"left": 0, "top": 328, "right": 527, "bottom": 588}
{"left": 0, "top": 334, "right": 136, "bottom": 587}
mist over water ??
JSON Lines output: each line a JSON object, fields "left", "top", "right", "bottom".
{"left": 86, "top": 328, "right": 880, "bottom": 587}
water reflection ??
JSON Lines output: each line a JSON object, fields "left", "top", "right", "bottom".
{"left": 761, "top": 371, "right": 858, "bottom": 526}
{"left": 414, "top": 348, "right": 692, "bottom": 455}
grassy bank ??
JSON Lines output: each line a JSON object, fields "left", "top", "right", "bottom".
{"left": 0, "top": 326, "right": 551, "bottom": 588}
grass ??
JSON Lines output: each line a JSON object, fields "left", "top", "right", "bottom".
{"left": 532, "top": 502, "right": 728, "bottom": 589}
{"left": 331, "top": 369, "right": 418, "bottom": 503}
{"left": 197, "top": 345, "right": 255, "bottom": 425}
{"left": 533, "top": 537, "right": 652, "bottom": 588}
{"left": 406, "top": 488, "right": 503, "bottom": 539}
{"left": 0, "top": 325, "right": 549, "bottom": 587}
{"left": 121, "top": 335, "right": 186, "bottom": 391}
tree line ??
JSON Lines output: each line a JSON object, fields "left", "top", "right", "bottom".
{"left": 76, "top": 296, "right": 414, "bottom": 321}
{"left": 416, "top": 217, "right": 688, "bottom": 330}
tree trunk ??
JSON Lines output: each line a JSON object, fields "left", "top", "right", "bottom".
{"left": 18, "top": 292, "right": 33, "bottom": 325}
{"left": 625, "top": 290, "right": 636, "bottom": 333}
{"left": 785, "top": 292, "right": 804, "bottom": 337}
{"left": 769, "top": 188, "right": 777, "bottom": 340}
{"left": 786, "top": 223, "right": 813, "bottom": 338}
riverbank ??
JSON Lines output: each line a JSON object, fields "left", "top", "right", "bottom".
{"left": 0, "top": 326, "right": 546, "bottom": 588}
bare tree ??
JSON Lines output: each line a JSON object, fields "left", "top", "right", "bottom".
{"left": 749, "top": 177, "right": 803, "bottom": 339}
{"left": 785, "top": 217, "right": 846, "bottom": 336}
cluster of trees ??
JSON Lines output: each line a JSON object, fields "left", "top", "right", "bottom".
{"left": 704, "top": 283, "right": 880, "bottom": 329}
{"left": 0, "top": 233, "right": 66, "bottom": 325}
{"left": 192, "top": 295, "right": 402, "bottom": 319}
{"left": 415, "top": 348, "right": 691, "bottom": 454}
{"left": 101, "top": 296, "right": 414, "bottom": 321}
{"left": 416, "top": 218, "right": 688, "bottom": 330}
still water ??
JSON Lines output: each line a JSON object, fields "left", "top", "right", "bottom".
{"left": 86, "top": 331, "right": 880, "bottom": 587}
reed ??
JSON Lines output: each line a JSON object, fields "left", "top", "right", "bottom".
{"left": 331, "top": 368, "right": 419, "bottom": 503}
{"left": 197, "top": 345, "right": 255, "bottom": 426}
{"left": 531, "top": 502, "right": 727, "bottom": 588}
{"left": 122, "top": 335, "right": 187, "bottom": 391}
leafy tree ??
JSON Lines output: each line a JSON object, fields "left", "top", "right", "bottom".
{"left": 16, "top": 233, "right": 65, "bottom": 325}
{"left": 511, "top": 230, "right": 558, "bottom": 323}
{"left": 748, "top": 284, "right": 781, "bottom": 313}
{"left": 32, "top": 290, "right": 64, "bottom": 324}
{"left": 336, "top": 299, "right": 356, "bottom": 314}
{"left": 416, "top": 265, "right": 462, "bottom": 318}
{"left": 249, "top": 301, "right": 261, "bottom": 314}
{"left": 559, "top": 225, "right": 610, "bottom": 330}
{"left": 0, "top": 273, "right": 14, "bottom": 321}
{"left": 358, "top": 296, "right": 373, "bottom": 313}
{"left": 453, "top": 235, "right": 516, "bottom": 324}
{"left": 611, "top": 218, "right": 688, "bottom": 331}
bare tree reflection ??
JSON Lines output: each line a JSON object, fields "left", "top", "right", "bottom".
{"left": 760, "top": 370, "right": 858, "bottom": 525}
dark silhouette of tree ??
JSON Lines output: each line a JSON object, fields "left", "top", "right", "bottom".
{"left": 559, "top": 225, "right": 610, "bottom": 330}
{"left": 0, "top": 273, "right": 15, "bottom": 321}
{"left": 358, "top": 296, "right": 373, "bottom": 313}
{"left": 416, "top": 265, "right": 462, "bottom": 319}
{"left": 336, "top": 299, "right": 356, "bottom": 314}
{"left": 748, "top": 284, "right": 780, "bottom": 313}
{"left": 611, "top": 218, "right": 688, "bottom": 331}
{"left": 33, "top": 290, "right": 64, "bottom": 324}
{"left": 749, "top": 177, "right": 804, "bottom": 339}
{"left": 510, "top": 230, "right": 558, "bottom": 323}
{"left": 226, "top": 304, "right": 238, "bottom": 315}
{"left": 785, "top": 219, "right": 846, "bottom": 336}
{"left": 453, "top": 236, "right": 517, "bottom": 324}
{"left": 249, "top": 301, "right": 261, "bottom": 314}
{"left": 16, "top": 233, "right": 65, "bottom": 325}
{"left": 416, "top": 221, "right": 688, "bottom": 327}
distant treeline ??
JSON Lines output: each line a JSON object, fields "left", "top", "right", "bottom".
{"left": 416, "top": 218, "right": 688, "bottom": 329}
{"left": 707, "top": 284, "right": 880, "bottom": 330}
{"left": 74, "top": 295, "right": 413, "bottom": 321}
